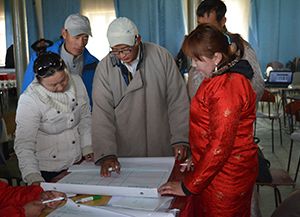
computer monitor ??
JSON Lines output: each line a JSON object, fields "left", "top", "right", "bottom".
{"left": 265, "top": 70, "right": 293, "bottom": 88}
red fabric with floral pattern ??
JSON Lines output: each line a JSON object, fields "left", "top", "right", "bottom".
{"left": 181, "top": 72, "right": 258, "bottom": 217}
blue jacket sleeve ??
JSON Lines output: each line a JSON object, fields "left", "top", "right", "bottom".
{"left": 21, "top": 54, "right": 37, "bottom": 93}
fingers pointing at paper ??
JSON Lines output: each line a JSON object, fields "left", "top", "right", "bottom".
{"left": 100, "top": 157, "right": 121, "bottom": 177}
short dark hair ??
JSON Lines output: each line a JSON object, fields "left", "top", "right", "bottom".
{"left": 196, "top": 0, "right": 227, "bottom": 22}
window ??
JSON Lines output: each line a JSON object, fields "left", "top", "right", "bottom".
{"left": 0, "top": 0, "right": 6, "bottom": 66}
{"left": 223, "top": 0, "right": 250, "bottom": 40}
{"left": 81, "top": 0, "right": 116, "bottom": 60}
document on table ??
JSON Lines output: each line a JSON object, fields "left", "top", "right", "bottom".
{"left": 47, "top": 199, "right": 175, "bottom": 217}
{"left": 47, "top": 199, "right": 130, "bottom": 217}
{"left": 42, "top": 157, "right": 174, "bottom": 198}
{"left": 108, "top": 196, "right": 173, "bottom": 211}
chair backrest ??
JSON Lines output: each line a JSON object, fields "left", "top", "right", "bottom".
{"left": 285, "top": 101, "right": 300, "bottom": 133}
{"left": 260, "top": 89, "right": 276, "bottom": 103}
{"left": 259, "top": 89, "right": 278, "bottom": 117}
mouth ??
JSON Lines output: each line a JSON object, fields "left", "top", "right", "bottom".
{"left": 75, "top": 48, "right": 84, "bottom": 53}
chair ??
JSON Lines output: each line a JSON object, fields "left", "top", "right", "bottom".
{"left": 288, "top": 72, "right": 300, "bottom": 89}
{"left": 256, "top": 101, "right": 300, "bottom": 208}
{"left": 271, "top": 190, "right": 300, "bottom": 217}
{"left": 256, "top": 155, "right": 296, "bottom": 209}
{"left": 286, "top": 107, "right": 300, "bottom": 183}
{"left": 255, "top": 89, "right": 282, "bottom": 153}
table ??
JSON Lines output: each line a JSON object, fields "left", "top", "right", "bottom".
{"left": 40, "top": 160, "right": 187, "bottom": 217}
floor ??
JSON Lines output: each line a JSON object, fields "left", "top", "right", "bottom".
{"left": 255, "top": 109, "right": 300, "bottom": 217}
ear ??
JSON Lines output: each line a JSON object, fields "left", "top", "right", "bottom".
{"left": 213, "top": 52, "right": 223, "bottom": 65}
{"left": 61, "top": 29, "right": 67, "bottom": 39}
{"left": 221, "top": 16, "right": 227, "bottom": 28}
{"left": 135, "top": 35, "right": 142, "bottom": 44}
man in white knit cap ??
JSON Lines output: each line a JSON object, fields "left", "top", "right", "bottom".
{"left": 92, "top": 17, "right": 190, "bottom": 177}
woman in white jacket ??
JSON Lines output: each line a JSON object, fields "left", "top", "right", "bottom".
{"left": 14, "top": 52, "right": 93, "bottom": 185}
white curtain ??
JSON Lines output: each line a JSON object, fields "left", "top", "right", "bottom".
{"left": 223, "top": 0, "right": 250, "bottom": 40}
{"left": 81, "top": 0, "right": 116, "bottom": 60}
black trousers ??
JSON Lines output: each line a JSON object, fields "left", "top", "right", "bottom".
{"left": 41, "top": 171, "right": 63, "bottom": 182}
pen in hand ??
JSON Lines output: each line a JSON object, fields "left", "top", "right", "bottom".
{"left": 42, "top": 196, "right": 65, "bottom": 204}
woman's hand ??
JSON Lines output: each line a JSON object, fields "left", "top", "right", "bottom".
{"left": 180, "top": 157, "right": 194, "bottom": 173}
{"left": 41, "top": 191, "right": 66, "bottom": 209}
{"left": 24, "top": 201, "right": 45, "bottom": 217}
{"left": 173, "top": 144, "right": 188, "bottom": 161}
{"left": 158, "top": 181, "right": 185, "bottom": 196}
{"left": 100, "top": 157, "right": 121, "bottom": 177}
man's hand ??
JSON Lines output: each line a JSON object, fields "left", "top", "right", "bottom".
{"left": 100, "top": 157, "right": 121, "bottom": 177}
{"left": 84, "top": 153, "right": 94, "bottom": 162}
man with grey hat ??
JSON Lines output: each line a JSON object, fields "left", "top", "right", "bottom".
{"left": 92, "top": 17, "right": 189, "bottom": 177}
{"left": 21, "top": 13, "right": 99, "bottom": 105}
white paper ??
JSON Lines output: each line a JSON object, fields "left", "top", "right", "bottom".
{"left": 42, "top": 157, "right": 174, "bottom": 198}
{"left": 47, "top": 199, "right": 175, "bottom": 217}
{"left": 68, "top": 157, "right": 174, "bottom": 173}
{"left": 101, "top": 206, "right": 175, "bottom": 217}
{"left": 47, "top": 199, "right": 132, "bottom": 217}
{"left": 108, "top": 196, "right": 173, "bottom": 211}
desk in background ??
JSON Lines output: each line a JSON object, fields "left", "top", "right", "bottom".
{"left": 266, "top": 87, "right": 300, "bottom": 127}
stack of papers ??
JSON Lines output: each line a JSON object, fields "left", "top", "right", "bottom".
{"left": 42, "top": 157, "right": 174, "bottom": 198}
{"left": 47, "top": 199, "right": 176, "bottom": 217}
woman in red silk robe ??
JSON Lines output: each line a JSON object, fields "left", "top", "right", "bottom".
{"left": 0, "top": 181, "right": 65, "bottom": 217}
{"left": 158, "top": 24, "right": 258, "bottom": 217}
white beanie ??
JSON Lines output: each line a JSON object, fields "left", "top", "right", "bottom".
{"left": 107, "top": 17, "right": 139, "bottom": 47}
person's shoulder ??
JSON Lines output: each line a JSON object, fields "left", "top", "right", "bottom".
{"left": 144, "top": 42, "right": 167, "bottom": 51}
{"left": 18, "top": 86, "right": 38, "bottom": 105}
{"left": 70, "top": 74, "right": 83, "bottom": 84}
{"left": 47, "top": 39, "right": 63, "bottom": 53}
{"left": 143, "top": 42, "right": 173, "bottom": 59}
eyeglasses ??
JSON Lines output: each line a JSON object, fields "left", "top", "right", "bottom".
{"left": 34, "top": 52, "right": 64, "bottom": 78}
{"left": 110, "top": 47, "right": 134, "bottom": 56}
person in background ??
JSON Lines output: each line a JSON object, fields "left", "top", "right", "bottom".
{"left": 0, "top": 180, "right": 65, "bottom": 217}
{"left": 5, "top": 44, "right": 14, "bottom": 68}
{"left": 158, "top": 24, "right": 258, "bottom": 217}
{"left": 15, "top": 52, "right": 93, "bottom": 185}
{"left": 21, "top": 13, "right": 99, "bottom": 105}
{"left": 92, "top": 17, "right": 189, "bottom": 177}
{"left": 186, "top": 0, "right": 264, "bottom": 102}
